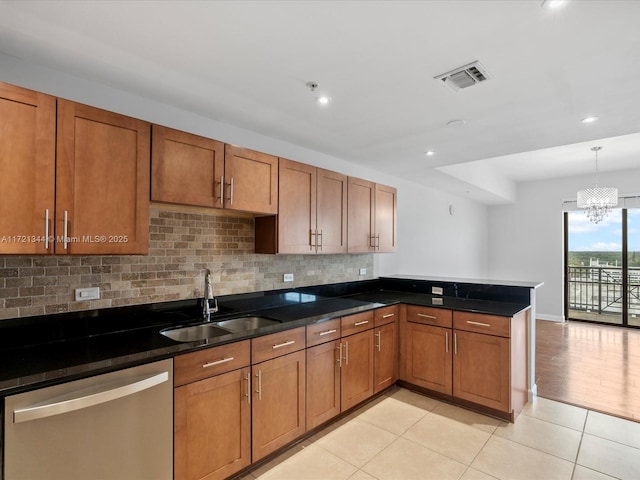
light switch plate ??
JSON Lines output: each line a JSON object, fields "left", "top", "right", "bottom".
{"left": 283, "top": 273, "right": 294, "bottom": 282}
{"left": 75, "top": 287, "right": 100, "bottom": 301}
{"left": 431, "top": 286, "right": 443, "bottom": 295}
{"left": 359, "top": 268, "right": 367, "bottom": 275}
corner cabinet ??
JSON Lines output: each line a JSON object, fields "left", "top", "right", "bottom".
{"left": 56, "top": 100, "right": 150, "bottom": 254}
{"left": 255, "top": 158, "right": 347, "bottom": 254}
{"left": 0, "top": 83, "right": 56, "bottom": 254}
{"left": 347, "top": 177, "right": 397, "bottom": 253}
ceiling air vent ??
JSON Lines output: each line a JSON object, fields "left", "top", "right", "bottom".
{"left": 434, "top": 61, "right": 492, "bottom": 92}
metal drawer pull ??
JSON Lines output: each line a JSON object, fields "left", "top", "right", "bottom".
{"left": 445, "top": 331, "right": 449, "bottom": 353}
{"left": 319, "top": 329, "right": 337, "bottom": 336}
{"left": 202, "top": 357, "right": 234, "bottom": 368}
{"left": 244, "top": 372, "right": 251, "bottom": 404}
{"left": 337, "top": 343, "right": 343, "bottom": 367}
{"left": 354, "top": 320, "right": 369, "bottom": 326}
{"left": 375, "top": 331, "right": 381, "bottom": 352}
{"left": 382, "top": 313, "right": 395, "bottom": 319}
{"left": 255, "top": 370, "right": 262, "bottom": 401}
{"left": 454, "top": 333, "right": 458, "bottom": 355}
{"left": 467, "top": 320, "right": 491, "bottom": 327}
{"left": 13, "top": 371, "right": 168, "bottom": 423}
{"left": 417, "top": 313, "right": 437, "bottom": 319}
{"left": 44, "top": 209, "right": 50, "bottom": 250}
{"left": 272, "top": 340, "right": 295, "bottom": 349}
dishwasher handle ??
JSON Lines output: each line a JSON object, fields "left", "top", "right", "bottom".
{"left": 13, "top": 371, "right": 169, "bottom": 424}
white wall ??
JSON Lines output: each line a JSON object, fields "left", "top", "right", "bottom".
{"left": 488, "top": 168, "right": 640, "bottom": 320}
{"left": 0, "top": 54, "right": 489, "bottom": 282}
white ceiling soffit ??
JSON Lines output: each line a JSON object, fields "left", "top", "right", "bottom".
{"left": 0, "top": 1, "right": 639, "bottom": 205}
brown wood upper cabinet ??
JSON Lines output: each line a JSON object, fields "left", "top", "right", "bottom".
{"left": 151, "top": 126, "right": 225, "bottom": 208}
{"left": 0, "top": 83, "right": 56, "bottom": 254}
{"left": 347, "top": 177, "right": 397, "bottom": 253}
{"left": 56, "top": 100, "right": 150, "bottom": 254}
{"left": 255, "top": 158, "right": 347, "bottom": 254}
{"left": 151, "top": 129, "right": 277, "bottom": 215}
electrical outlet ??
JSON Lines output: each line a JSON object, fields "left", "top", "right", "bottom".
{"left": 359, "top": 268, "right": 367, "bottom": 275}
{"left": 283, "top": 273, "right": 294, "bottom": 282}
{"left": 431, "top": 286, "right": 443, "bottom": 295}
{"left": 75, "top": 287, "right": 100, "bottom": 301}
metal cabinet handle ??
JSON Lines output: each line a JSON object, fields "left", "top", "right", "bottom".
{"left": 344, "top": 341, "right": 349, "bottom": 365}
{"left": 354, "top": 320, "right": 369, "bottom": 326}
{"left": 13, "top": 371, "right": 168, "bottom": 423}
{"left": 202, "top": 357, "right": 234, "bottom": 368}
{"left": 375, "top": 233, "right": 380, "bottom": 250}
{"left": 467, "top": 320, "right": 491, "bottom": 327}
{"left": 229, "top": 177, "right": 234, "bottom": 205}
{"left": 319, "top": 329, "right": 337, "bottom": 336}
{"left": 255, "top": 370, "right": 262, "bottom": 401}
{"left": 317, "top": 230, "right": 323, "bottom": 251}
{"left": 382, "top": 313, "right": 395, "bottom": 319}
{"left": 310, "top": 229, "right": 316, "bottom": 251}
{"left": 217, "top": 175, "right": 224, "bottom": 204}
{"left": 417, "top": 313, "right": 437, "bottom": 320}
{"left": 63, "top": 210, "right": 69, "bottom": 250}
{"left": 272, "top": 340, "right": 295, "bottom": 349}
{"left": 244, "top": 372, "right": 251, "bottom": 404}
{"left": 44, "top": 209, "right": 50, "bottom": 250}
{"left": 337, "top": 343, "right": 343, "bottom": 367}
{"left": 454, "top": 333, "right": 458, "bottom": 355}
{"left": 445, "top": 331, "right": 449, "bottom": 353}
{"left": 375, "top": 331, "right": 381, "bottom": 352}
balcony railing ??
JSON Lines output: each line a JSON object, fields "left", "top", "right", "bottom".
{"left": 567, "top": 265, "right": 640, "bottom": 323}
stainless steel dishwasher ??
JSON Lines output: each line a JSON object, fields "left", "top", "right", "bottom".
{"left": 3, "top": 358, "right": 173, "bottom": 480}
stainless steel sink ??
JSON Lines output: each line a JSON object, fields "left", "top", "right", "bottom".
{"left": 214, "top": 316, "right": 280, "bottom": 333}
{"left": 160, "top": 316, "right": 281, "bottom": 342}
{"left": 160, "top": 323, "right": 232, "bottom": 342}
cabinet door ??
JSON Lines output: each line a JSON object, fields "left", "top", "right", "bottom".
{"left": 405, "top": 322, "right": 452, "bottom": 394}
{"left": 277, "top": 158, "right": 316, "bottom": 253}
{"left": 374, "top": 321, "right": 397, "bottom": 393}
{"left": 453, "top": 330, "right": 510, "bottom": 412}
{"left": 151, "top": 125, "right": 224, "bottom": 208}
{"left": 341, "top": 329, "right": 374, "bottom": 411}
{"left": 347, "top": 177, "right": 375, "bottom": 253}
{"left": 0, "top": 83, "right": 55, "bottom": 254}
{"left": 56, "top": 100, "right": 150, "bottom": 254}
{"left": 252, "top": 350, "right": 306, "bottom": 461}
{"left": 174, "top": 367, "right": 251, "bottom": 480}
{"left": 306, "top": 340, "right": 341, "bottom": 430}
{"left": 224, "top": 145, "right": 278, "bottom": 214}
{"left": 375, "top": 183, "right": 397, "bottom": 252}
{"left": 316, "top": 168, "right": 347, "bottom": 254}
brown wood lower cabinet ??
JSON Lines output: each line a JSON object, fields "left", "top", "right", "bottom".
{"left": 341, "top": 329, "right": 375, "bottom": 411}
{"left": 251, "top": 349, "right": 306, "bottom": 462}
{"left": 404, "top": 322, "right": 452, "bottom": 394}
{"left": 373, "top": 321, "right": 398, "bottom": 394}
{"left": 306, "top": 339, "right": 341, "bottom": 430}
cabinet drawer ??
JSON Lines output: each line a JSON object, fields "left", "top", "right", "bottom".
{"left": 453, "top": 311, "right": 511, "bottom": 338}
{"left": 406, "top": 305, "right": 452, "bottom": 328}
{"left": 341, "top": 311, "right": 374, "bottom": 337}
{"left": 374, "top": 305, "right": 399, "bottom": 327}
{"left": 252, "top": 327, "right": 306, "bottom": 364}
{"left": 306, "top": 318, "right": 341, "bottom": 347}
{"left": 174, "top": 340, "right": 250, "bottom": 387}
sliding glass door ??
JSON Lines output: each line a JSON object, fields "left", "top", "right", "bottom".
{"left": 565, "top": 208, "right": 639, "bottom": 327}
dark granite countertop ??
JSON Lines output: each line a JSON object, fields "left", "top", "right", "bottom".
{"left": 0, "top": 278, "right": 533, "bottom": 395}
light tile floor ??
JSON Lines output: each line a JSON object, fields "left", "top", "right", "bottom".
{"left": 238, "top": 387, "right": 640, "bottom": 480}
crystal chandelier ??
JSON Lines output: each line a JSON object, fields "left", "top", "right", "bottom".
{"left": 576, "top": 146, "right": 618, "bottom": 224}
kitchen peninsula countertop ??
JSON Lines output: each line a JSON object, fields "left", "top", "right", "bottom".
{"left": 0, "top": 276, "right": 540, "bottom": 395}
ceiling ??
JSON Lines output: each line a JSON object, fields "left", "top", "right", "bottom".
{"left": 1, "top": 0, "right": 639, "bottom": 205}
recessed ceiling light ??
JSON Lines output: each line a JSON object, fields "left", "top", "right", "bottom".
{"left": 581, "top": 116, "right": 599, "bottom": 124}
{"left": 316, "top": 95, "right": 332, "bottom": 106}
{"left": 541, "top": 0, "right": 567, "bottom": 9}
{"left": 424, "top": 150, "right": 435, "bottom": 156}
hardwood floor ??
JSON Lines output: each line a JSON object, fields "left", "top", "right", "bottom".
{"left": 536, "top": 319, "right": 640, "bottom": 422}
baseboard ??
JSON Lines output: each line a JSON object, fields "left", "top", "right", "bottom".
{"left": 536, "top": 313, "right": 564, "bottom": 322}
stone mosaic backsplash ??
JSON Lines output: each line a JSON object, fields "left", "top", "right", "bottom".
{"left": 0, "top": 207, "right": 374, "bottom": 320}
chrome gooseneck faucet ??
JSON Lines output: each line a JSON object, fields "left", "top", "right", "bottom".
{"left": 202, "top": 269, "right": 218, "bottom": 322}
